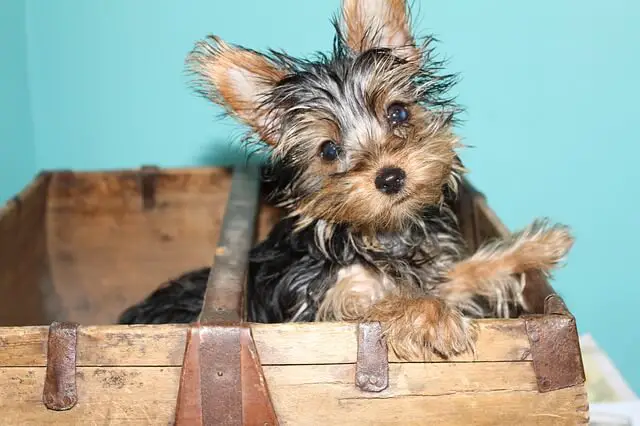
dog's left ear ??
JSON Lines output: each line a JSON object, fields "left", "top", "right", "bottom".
{"left": 341, "top": 0, "right": 419, "bottom": 62}
{"left": 186, "top": 35, "right": 287, "bottom": 146}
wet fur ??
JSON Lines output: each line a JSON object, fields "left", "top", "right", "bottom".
{"left": 119, "top": 0, "right": 574, "bottom": 360}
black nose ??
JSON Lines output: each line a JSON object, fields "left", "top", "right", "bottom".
{"left": 375, "top": 167, "right": 406, "bottom": 195}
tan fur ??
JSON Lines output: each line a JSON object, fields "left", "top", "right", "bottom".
{"left": 186, "top": 36, "right": 287, "bottom": 145}
{"left": 315, "top": 264, "right": 479, "bottom": 360}
{"left": 342, "top": 0, "right": 419, "bottom": 61}
{"left": 294, "top": 112, "right": 462, "bottom": 232}
{"left": 316, "top": 264, "right": 394, "bottom": 321}
{"left": 365, "top": 295, "right": 478, "bottom": 360}
{"left": 312, "top": 219, "right": 573, "bottom": 361}
{"left": 184, "top": 1, "right": 576, "bottom": 363}
{"left": 436, "top": 219, "right": 574, "bottom": 315}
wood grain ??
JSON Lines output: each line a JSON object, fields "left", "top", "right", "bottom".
{"left": 0, "top": 320, "right": 531, "bottom": 367}
{"left": 0, "top": 173, "right": 51, "bottom": 326}
{"left": 45, "top": 168, "right": 232, "bottom": 324}
{"left": 265, "top": 364, "right": 589, "bottom": 425}
{"left": 36, "top": 166, "right": 279, "bottom": 325}
{"left": 0, "top": 367, "right": 180, "bottom": 425}
{"left": 0, "top": 364, "right": 588, "bottom": 425}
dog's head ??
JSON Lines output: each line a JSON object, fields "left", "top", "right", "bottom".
{"left": 188, "top": 0, "right": 463, "bottom": 233}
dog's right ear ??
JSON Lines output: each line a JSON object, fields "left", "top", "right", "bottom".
{"left": 186, "top": 35, "right": 287, "bottom": 146}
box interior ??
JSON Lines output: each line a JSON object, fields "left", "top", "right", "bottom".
{"left": 0, "top": 168, "right": 280, "bottom": 326}
{"left": 0, "top": 167, "right": 552, "bottom": 327}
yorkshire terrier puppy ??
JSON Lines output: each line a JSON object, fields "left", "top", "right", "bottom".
{"left": 119, "top": 0, "right": 573, "bottom": 360}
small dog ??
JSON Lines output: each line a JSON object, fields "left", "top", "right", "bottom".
{"left": 119, "top": 0, "right": 573, "bottom": 360}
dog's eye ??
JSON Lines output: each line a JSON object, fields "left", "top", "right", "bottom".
{"left": 319, "top": 140, "right": 340, "bottom": 162}
{"left": 387, "top": 103, "right": 410, "bottom": 125}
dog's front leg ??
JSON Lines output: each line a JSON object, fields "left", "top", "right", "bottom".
{"left": 435, "top": 219, "right": 574, "bottom": 317}
{"left": 364, "top": 295, "right": 478, "bottom": 360}
{"left": 315, "top": 264, "right": 478, "bottom": 360}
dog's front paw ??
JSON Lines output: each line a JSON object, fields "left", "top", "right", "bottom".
{"left": 365, "top": 296, "right": 478, "bottom": 360}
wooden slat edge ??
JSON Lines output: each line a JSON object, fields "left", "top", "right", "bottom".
{"left": 40, "top": 165, "right": 234, "bottom": 178}
{"left": 199, "top": 166, "right": 261, "bottom": 322}
{"left": 0, "top": 319, "right": 531, "bottom": 367}
{"left": 0, "top": 367, "right": 589, "bottom": 425}
{"left": 0, "top": 172, "right": 51, "bottom": 219}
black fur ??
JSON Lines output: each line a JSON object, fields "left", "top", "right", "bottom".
{"left": 117, "top": 179, "right": 488, "bottom": 325}
{"left": 118, "top": 267, "right": 209, "bottom": 324}
{"left": 116, "top": 3, "right": 502, "bottom": 326}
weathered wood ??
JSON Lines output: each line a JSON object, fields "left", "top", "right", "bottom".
{"left": 8, "top": 166, "right": 280, "bottom": 325}
{"left": 45, "top": 168, "right": 233, "bottom": 324}
{"left": 0, "top": 167, "right": 587, "bottom": 425}
{"left": 0, "top": 364, "right": 589, "bottom": 425}
{"left": 199, "top": 166, "right": 261, "bottom": 323}
{"left": 0, "top": 173, "right": 51, "bottom": 326}
{"left": 0, "top": 367, "right": 181, "bottom": 424}
{"left": 265, "top": 364, "right": 588, "bottom": 425}
{"left": 0, "top": 320, "right": 531, "bottom": 367}
{"left": 270, "top": 385, "right": 588, "bottom": 425}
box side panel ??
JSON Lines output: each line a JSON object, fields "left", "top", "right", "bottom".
{"left": 265, "top": 363, "right": 589, "bottom": 425}
{"left": 0, "top": 364, "right": 588, "bottom": 425}
{"left": 44, "top": 168, "right": 233, "bottom": 324}
{"left": 0, "top": 174, "right": 51, "bottom": 325}
{"left": 0, "top": 321, "right": 531, "bottom": 367}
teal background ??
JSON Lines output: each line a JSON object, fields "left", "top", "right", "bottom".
{"left": 1, "top": 0, "right": 35, "bottom": 203}
{"left": 1, "top": 0, "right": 638, "bottom": 392}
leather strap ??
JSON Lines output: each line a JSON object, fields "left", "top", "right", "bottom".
{"left": 200, "top": 325, "right": 243, "bottom": 425}
{"left": 43, "top": 321, "right": 79, "bottom": 411}
{"left": 240, "top": 326, "right": 279, "bottom": 426}
{"left": 175, "top": 168, "right": 277, "bottom": 424}
{"left": 355, "top": 322, "right": 389, "bottom": 392}
{"left": 174, "top": 324, "right": 278, "bottom": 426}
{"left": 175, "top": 326, "right": 204, "bottom": 425}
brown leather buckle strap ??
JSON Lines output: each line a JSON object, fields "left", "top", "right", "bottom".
{"left": 523, "top": 294, "right": 586, "bottom": 393}
{"left": 174, "top": 324, "right": 278, "bottom": 425}
{"left": 355, "top": 322, "right": 389, "bottom": 392}
{"left": 175, "top": 166, "right": 277, "bottom": 425}
{"left": 43, "top": 321, "right": 79, "bottom": 411}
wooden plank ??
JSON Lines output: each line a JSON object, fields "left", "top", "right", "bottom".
{"left": 272, "top": 386, "right": 588, "bottom": 425}
{"left": 199, "top": 166, "right": 261, "bottom": 323}
{"left": 0, "top": 367, "right": 180, "bottom": 425}
{"left": 45, "top": 168, "right": 233, "bottom": 324}
{"left": 39, "top": 166, "right": 280, "bottom": 324}
{"left": 263, "top": 362, "right": 540, "bottom": 394}
{"left": 264, "top": 364, "right": 589, "bottom": 425}
{"left": 0, "top": 364, "right": 588, "bottom": 425}
{"left": 0, "top": 320, "right": 531, "bottom": 367}
{"left": 256, "top": 203, "right": 281, "bottom": 243}
{"left": 0, "top": 173, "right": 51, "bottom": 326}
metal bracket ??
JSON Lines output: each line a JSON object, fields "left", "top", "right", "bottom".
{"left": 523, "top": 295, "right": 586, "bottom": 393}
{"left": 355, "top": 322, "right": 389, "bottom": 392}
{"left": 174, "top": 323, "right": 278, "bottom": 426}
{"left": 43, "top": 321, "right": 79, "bottom": 411}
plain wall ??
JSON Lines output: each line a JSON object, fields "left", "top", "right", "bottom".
{"left": 0, "top": 0, "right": 35, "bottom": 205}
{"left": 1, "top": 0, "right": 638, "bottom": 391}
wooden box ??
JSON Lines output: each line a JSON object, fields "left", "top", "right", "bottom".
{"left": 0, "top": 165, "right": 588, "bottom": 425}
